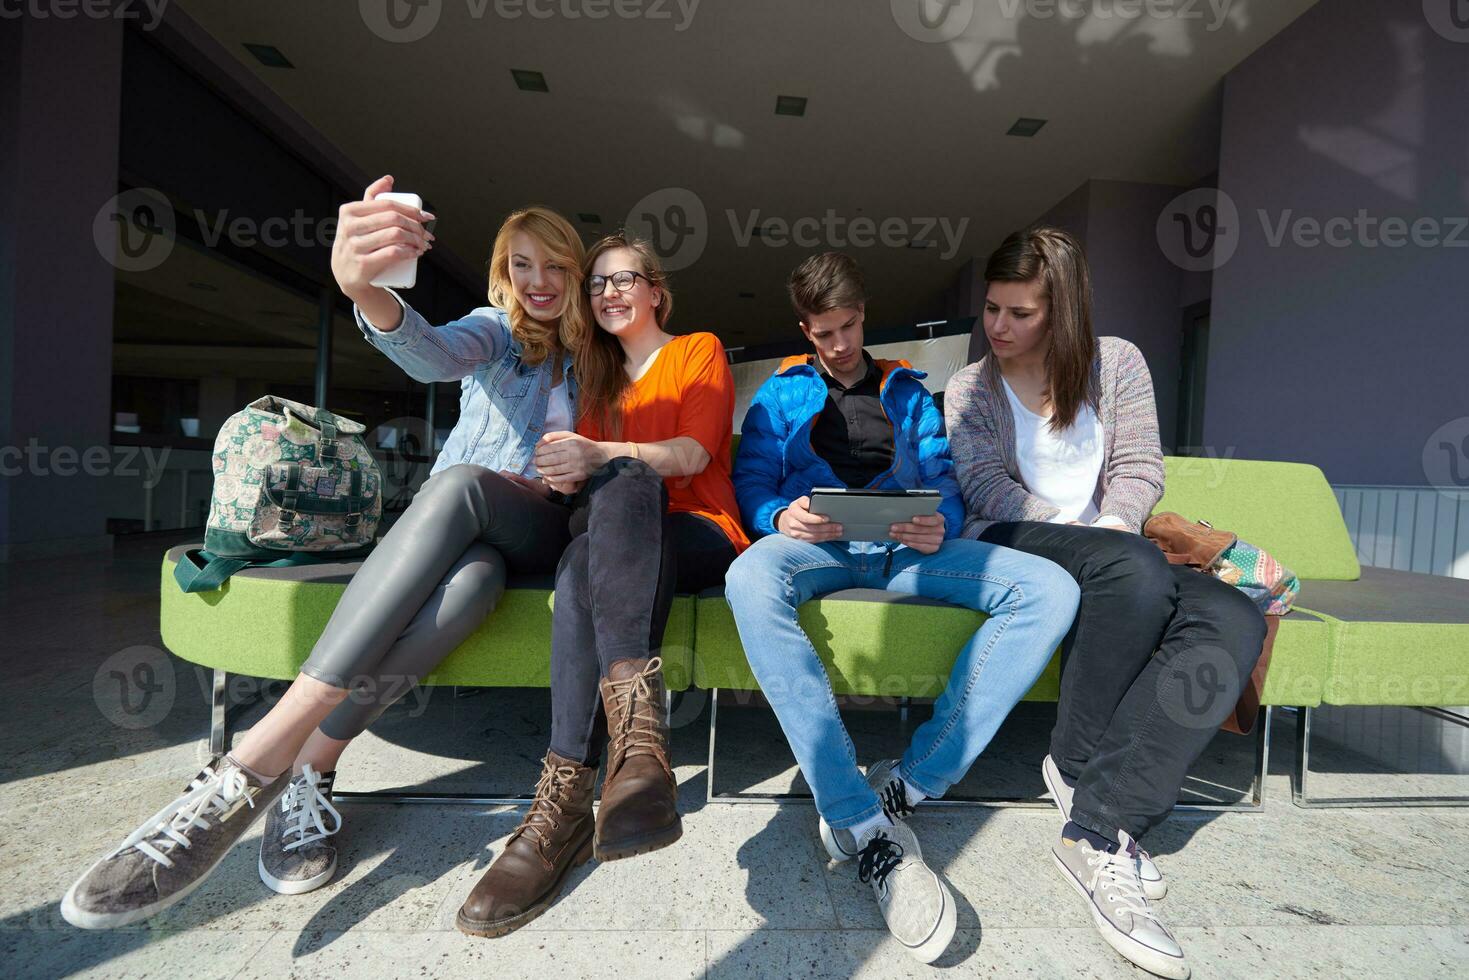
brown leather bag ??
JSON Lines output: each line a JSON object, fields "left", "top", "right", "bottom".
{"left": 1143, "top": 512, "right": 1277, "bottom": 736}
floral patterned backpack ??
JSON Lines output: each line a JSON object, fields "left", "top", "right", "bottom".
{"left": 173, "top": 396, "right": 382, "bottom": 593}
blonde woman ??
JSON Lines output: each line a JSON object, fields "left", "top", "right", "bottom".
{"left": 63, "top": 182, "right": 593, "bottom": 927}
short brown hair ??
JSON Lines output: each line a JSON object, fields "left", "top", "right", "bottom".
{"left": 787, "top": 251, "right": 867, "bottom": 320}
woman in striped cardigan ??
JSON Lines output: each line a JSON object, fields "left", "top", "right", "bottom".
{"left": 945, "top": 227, "right": 1264, "bottom": 980}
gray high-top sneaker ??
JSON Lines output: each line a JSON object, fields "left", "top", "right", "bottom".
{"left": 258, "top": 765, "right": 343, "bottom": 895}
{"left": 61, "top": 757, "right": 287, "bottom": 929}
{"left": 1052, "top": 828, "right": 1189, "bottom": 979}
{"left": 1043, "top": 754, "right": 1166, "bottom": 899}
{"left": 855, "top": 819, "right": 957, "bottom": 964}
{"left": 820, "top": 759, "right": 916, "bottom": 862}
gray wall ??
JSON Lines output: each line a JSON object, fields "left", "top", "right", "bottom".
{"left": 0, "top": 16, "right": 124, "bottom": 561}
{"left": 1207, "top": 0, "right": 1469, "bottom": 485}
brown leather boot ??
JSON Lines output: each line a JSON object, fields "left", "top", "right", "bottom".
{"left": 456, "top": 751, "right": 596, "bottom": 937}
{"left": 594, "top": 656, "right": 682, "bottom": 861}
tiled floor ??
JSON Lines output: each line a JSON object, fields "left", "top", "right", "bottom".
{"left": 2, "top": 533, "right": 1466, "bottom": 978}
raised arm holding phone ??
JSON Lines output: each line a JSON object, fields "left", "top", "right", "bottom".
{"left": 62, "top": 190, "right": 594, "bottom": 928}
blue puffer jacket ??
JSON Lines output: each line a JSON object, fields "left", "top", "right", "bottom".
{"left": 733, "top": 354, "right": 964, "bottom": 540}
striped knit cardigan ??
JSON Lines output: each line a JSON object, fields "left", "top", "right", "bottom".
{"left": 943, "top": 336, "right": 1166, "bottom": 537}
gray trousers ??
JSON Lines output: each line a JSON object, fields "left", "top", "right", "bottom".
{"left": 299, "top": 463, "right": 572, "bottom": 740}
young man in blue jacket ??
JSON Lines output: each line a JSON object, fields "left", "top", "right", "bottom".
{"left": 724, "top": 252, "right": 1080, "bottom": 963}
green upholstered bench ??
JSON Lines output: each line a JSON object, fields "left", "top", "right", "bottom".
{"left": 159, "top": 543, "right": 695, "bottom": 795}
{"left": 694, "top": 455, "right": 1466, "bottom": 809}
{"left": 157, "top": 453, "right": 1468, "bottom": 808}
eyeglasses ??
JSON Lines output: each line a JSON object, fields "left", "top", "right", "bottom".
{"left": 584, "top": 270, "right": 653, "bottom": 296}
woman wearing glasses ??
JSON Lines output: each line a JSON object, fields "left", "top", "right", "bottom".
{"left": 457, "top": 234, "right": 747, "bottom": 937}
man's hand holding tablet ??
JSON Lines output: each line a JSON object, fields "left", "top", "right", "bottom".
{"left": 775, "top": 495, "right": 845, "bottom": 543}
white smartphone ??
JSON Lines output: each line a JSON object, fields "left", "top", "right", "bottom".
{"left": 370, "top": 191, "right": 423, "bottom": 290}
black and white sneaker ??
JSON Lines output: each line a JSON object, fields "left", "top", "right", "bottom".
{"left": 258, "top": 765, "right": 343, "bottom": 895}
{"left": 858, "top": 819, "right": 956, "bottom": 964}
{"left": 820, "top": 759, "right": 915, "bottom": 862}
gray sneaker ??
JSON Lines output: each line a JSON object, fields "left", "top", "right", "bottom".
{"left": 258, "top": 765, "right": 343, "bottom": 895}
{"left": 1043, "top": 754, "right": 1166, "bottom": 900}
{"left": 820, "top": 759, "right": 916, "bottom": 862}
{"left": 856, "top": 819, "right": 956, "bottom": 964}
{"left": 1052, "top": 829, "right": 1189, "bottom": 979}
{"left": 61, "top": 757, "right": 287, "bottom": 929}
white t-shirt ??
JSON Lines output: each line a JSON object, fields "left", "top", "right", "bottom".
{"left": 1001, "top": 377, "right": 1109, "bottom": 525}
{"left": 521, "top": 380, "right": 571, "bottom": 479}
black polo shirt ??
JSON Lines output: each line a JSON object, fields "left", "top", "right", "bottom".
{"left": 810, "top": 351, "right": 895, "bottom": 488}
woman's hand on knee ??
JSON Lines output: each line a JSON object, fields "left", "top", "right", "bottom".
{"left": 533, "top": 431, "right": 607, "bottom": 483}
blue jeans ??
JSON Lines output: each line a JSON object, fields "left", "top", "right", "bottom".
{"left": 723, "top": 535, "right": 1081, "bottom": 829}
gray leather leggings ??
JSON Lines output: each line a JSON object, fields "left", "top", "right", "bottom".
{"left": 299, "top": 463, "right": 572, "bottom": 740}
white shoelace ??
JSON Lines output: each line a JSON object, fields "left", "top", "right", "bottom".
{"left": 278, "top": 764, "right": 342, "bottom": 852}
{"left": 1085, "top": 831, "right": 1161, "bottom": 925}
{"left": 116, "top": 765, "right": 254, "bottom": 868}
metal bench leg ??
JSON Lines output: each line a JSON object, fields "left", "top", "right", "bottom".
{"left": 1293, "top": 705, "right": 1469, "bottom": 808}
{"left": 209, "top": 668, "right": 228, "bottom": 757}
{"left": 705, "top": 695, "right": 1271, "bottom": 811}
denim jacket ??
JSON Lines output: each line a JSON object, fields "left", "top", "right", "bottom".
{"left": 355, "top": 291, "right": 577, "bottom": 477}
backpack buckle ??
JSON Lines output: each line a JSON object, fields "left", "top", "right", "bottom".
{"left": 319, "top": 439, "right": 338, "bottom": 461}
{"left": 344, "top": 512, "right": 361, "bottom": 528}
{"left": 279, "top": 509, "right": 298, "bottom": 527}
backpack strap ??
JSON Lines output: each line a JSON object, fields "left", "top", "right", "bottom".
{"left": 173, "top": 547, "right": 346, "bottom": 594}
{"left": 172, "top": 549, "right": 254, "bottom": 593}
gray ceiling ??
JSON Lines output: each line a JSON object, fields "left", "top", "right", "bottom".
{"left": 173, "top": 0, "right": 1318, "bottom": 345}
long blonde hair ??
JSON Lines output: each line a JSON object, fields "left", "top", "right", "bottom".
{"left": 575, "top": 233, "right": 675, "bottom": 439}
{"left": 486, "top": 206, "right": 592, "bottom": 367}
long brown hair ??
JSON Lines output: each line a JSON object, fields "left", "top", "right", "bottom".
{"left": 982, "top": 225, "right": 1098, "bottom": 432}
{"left": 575, "top": 233, "right": 675, "bottom": 439}
{"left": 486, "top": 206, "right": 592, "bottom": 367}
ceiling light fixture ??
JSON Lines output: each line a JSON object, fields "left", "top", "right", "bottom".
{"left": 244, "top": 43, "right": 294, "bottom": 68}
{"left": 1007, "top": 117, "right": 1047, "bottom": 137}
{"left": 775, "top": 95, "right": 807, "bottom": 117}
{"left": 512, "top": 69, "right": 549, "bottom": 92}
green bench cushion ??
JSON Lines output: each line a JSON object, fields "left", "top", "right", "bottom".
{"left": 692, "top": 587, "right": 1330, "bottom": 707}
{"left": 1155, "top": 457, "right": 1361, "bottom": 581}
{"left": 1296, "top": 567, "right": 1469, "bottom": 706}
{"left": 159, "top": 546, "right": 695, "bottom": 691}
